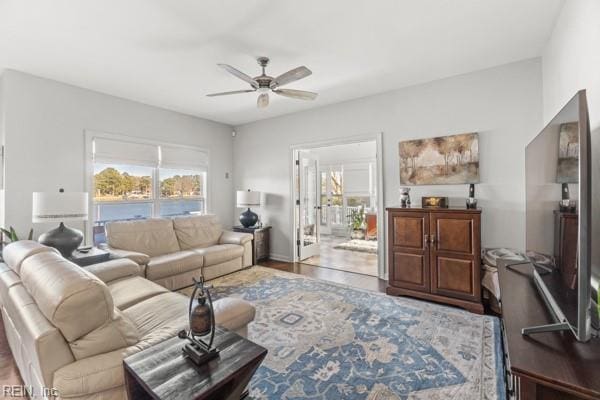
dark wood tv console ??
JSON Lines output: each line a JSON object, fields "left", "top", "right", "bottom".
{"left": 498, "top": 259, "right": 600, "bottom": 399}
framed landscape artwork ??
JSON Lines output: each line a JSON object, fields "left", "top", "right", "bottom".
{"left": 556, "top": 122, "right": 579, "bottom": 183}
{"left": 399, "top": 132, "right": 479, "bottom": 185}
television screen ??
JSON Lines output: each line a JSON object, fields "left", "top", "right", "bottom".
{"left": 525, "top": 90, "right": 595, "bottom": 341}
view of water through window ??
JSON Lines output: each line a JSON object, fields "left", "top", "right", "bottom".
{"left": 93, "top": 163, "right": 206, "bottom": 223}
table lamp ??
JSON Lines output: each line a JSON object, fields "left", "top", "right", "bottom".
{"left": 32, "top": 189, "right": 88, "bottom": 257}
{"left": 236, "top": 189, "right": 261, "bottom": 228}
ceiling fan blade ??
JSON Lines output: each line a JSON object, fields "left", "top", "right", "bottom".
{"left": 257, "top": 93, "right": 269, "bottom": 109}
{"left": 206, "top": 89, "right": 256, "bottom": 97}
{"left": 218, "top": 64, "right": 259, "bottom": 89}
{"left": 270, "top": 66, "right": 312, "bottom": 88}
{"left": 273, "top": 89, "right": 318, "bottom": 101}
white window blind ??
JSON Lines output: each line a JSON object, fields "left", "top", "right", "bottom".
{"left": 160, "top": 146, "right": 208, "bottom": 170}
{"left": 93, "top": 137, "right": 159, "bottom": 167}
{"left": 344, "top": 167, "right": 370, "bottom": 194}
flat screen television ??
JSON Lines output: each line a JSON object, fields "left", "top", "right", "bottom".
{"left": 525, "top": 90, "right": 597, "bottom": 342}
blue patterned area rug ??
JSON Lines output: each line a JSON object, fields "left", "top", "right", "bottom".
{"left": 205, "top": 266, "right": 505, "bottom": 400}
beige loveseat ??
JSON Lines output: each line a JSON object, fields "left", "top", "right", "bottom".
{"left": 103, "top": 215, "right": 253, "bottom": 290}
{"left": 0, "top": 241, "right": 255, "bottom": 400}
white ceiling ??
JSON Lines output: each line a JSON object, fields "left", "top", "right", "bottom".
{"left": 0, "top": 0, "right": 564, "bottom": 126}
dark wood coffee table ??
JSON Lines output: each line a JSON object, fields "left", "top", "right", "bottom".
{"left": 123, "top": 328, "right": 267, "bottom": 400}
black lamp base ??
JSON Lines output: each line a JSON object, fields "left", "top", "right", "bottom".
{"left": 38, "top": 222, "right": 83, "bottom": 258}
{"left": 239, "top": 208, "right": 258, "bottom": 228}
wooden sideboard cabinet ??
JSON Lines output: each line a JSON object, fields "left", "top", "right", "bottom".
{"left": 386, "top": 207, "right": 483, "bottom": 314}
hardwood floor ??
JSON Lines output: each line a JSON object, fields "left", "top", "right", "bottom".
{"left": 260, "top": 259, "right": 387, "bottom": 293}
{"left": 0, "top": 313, "right": 24, "bottom": 399}
{"left": 302, "top": 235, "right": 378, "bottom": 276}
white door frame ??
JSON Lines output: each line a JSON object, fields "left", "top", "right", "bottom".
{"left": 298, "top": 150, "right": 321, "bottom": 259}
{"left": 289, "top": 133, "right": 386, "bottom": 279}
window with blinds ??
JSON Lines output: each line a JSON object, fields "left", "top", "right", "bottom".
{"left": 91, "top": 136, "right": 208, "bottom": 226}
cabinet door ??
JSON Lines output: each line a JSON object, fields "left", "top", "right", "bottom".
{"left": 255, "top": 229, "right": 270, "bottom": 262}
{"left": 430, "top": 212, "right": 481, "bottom": 302}
{"left": 388, "top": 211, "right": 430, "bottom": 293}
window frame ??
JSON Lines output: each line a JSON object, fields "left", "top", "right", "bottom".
{"left": 157, "top": 169, "right": 208, "bottom": 217}
{"left": 85, "top": 130, "right": 211, "bottom": 244}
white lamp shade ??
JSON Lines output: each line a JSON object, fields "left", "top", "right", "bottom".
{"left": 32, "top": 192, "right": 89, "bottom": 223}
{"left": 236, "top": 190, "right": 261, "bottom": 207}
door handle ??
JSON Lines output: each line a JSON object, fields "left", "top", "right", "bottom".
{"left": 430, "top": 234, "right": 436, "bottom": 245}
{"left": 424, "top": 235, "right": 429, "bottom": 248}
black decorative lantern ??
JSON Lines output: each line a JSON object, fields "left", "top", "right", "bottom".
{"left": 178, "top": 277, "right": 220, "bottom": 364}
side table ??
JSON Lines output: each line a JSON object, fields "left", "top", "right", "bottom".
{"left": 68, "top": 247, "right": 111, "bottom": 267}
{"left": 232, "top": 226, "right": 271, "bottom": 264}
{"left": 123, "top": 328, "right": 267, "bottom": 400}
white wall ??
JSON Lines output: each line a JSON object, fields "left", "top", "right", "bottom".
{"left": 234, "top": 59, "right": 543, "bottom": 261}
{"left": 311, "top": 141, "right": 376, "bottom": 166}
{"left": 542, "top": 0, "right": 600, "bottom": 130}
{"left": 1, "top": 70, "right": 234, "bottom": 239}
{"left": 542, "top": 0, "right": 600, "bottom": 282}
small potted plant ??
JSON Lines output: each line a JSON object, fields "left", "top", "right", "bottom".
{"left": 0, "top": 226, "right": 34, "bottom": 262}
{"left": 1, "top": 226, "right": 34, "bottom": 246}
{"left": 348, "top": 206, "right": 366, "bottom": 240}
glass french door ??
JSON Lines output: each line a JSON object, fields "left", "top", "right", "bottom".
{"left": 319, "top": 166, "right": 344, "bottom": 235}
{"left": 298, "top": 151, "right": 320, "bottom": 260}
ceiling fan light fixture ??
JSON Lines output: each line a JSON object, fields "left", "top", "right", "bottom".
{"left": 257, "top": 93, "right": 269, "bottom": 109}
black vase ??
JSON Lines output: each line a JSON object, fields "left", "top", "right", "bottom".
{"left": 239, "top": 208, "right": 258, "bottom": 228}
{"left": 38, "top": 222, "right": 83, "bottom": 258}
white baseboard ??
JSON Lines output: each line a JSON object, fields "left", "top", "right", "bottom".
{"left": 268, "top": 253, "right": 292, "bottom": 262}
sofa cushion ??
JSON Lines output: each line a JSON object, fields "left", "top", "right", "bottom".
{"left": 105, "top": 218, "right": 180, "bottom": 257}
{"left": 2, "top": 240, "right": 59, "bottom": 275}
{"left": 193, "top": 244, "right": 244, "bottom": 266}
{"left": 68, "top": 309, "right": 139, "bottom": 360}
{"left": 0, "top": 263, "right": 21, "bottom": 304}
{"left": 108, "top": 276, "right": 168, "bottom": 310}
{"left": 219, "top": 230, "right": 253, "bottom": 245}
{"left": 20, "top": 251, "right": 114, "bottom": 342}
{"left": 146, "top": 251, "right": 203, "bottom": 281}
{"left": 83, "top": 258, "right": 141, "bottom": 284}
{"left": 54, "top": 293, "right": 189, "bottom": 399}
{"left": 100, "top": 247, "right": 151, "bottom": 266}
{"left": 53, "top": 348, "right": 132, "bottom": 399}
{"left": 202, "top": 258, "right": 243, "bottom": 281}
{"left": 172, "top": 214, "right": 223, "bottom": 250}
{"left": 123, "top": 292, "right": 188, "bottom": 339}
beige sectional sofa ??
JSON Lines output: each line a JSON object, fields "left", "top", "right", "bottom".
{"left": 0, "top": 241, "right": 255, "bottom": 400}
{"left": 103, "top": 215, "right": 253, "bottom": 290}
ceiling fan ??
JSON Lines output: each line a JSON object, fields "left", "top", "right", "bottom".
{"left": 207, "top": 57, "right": 318, "bottom": 108}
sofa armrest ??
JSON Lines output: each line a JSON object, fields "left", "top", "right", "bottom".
{"left": 53, "top": 348, "right": 130, "bottom": 398}
{"left": 83, "top": 259, "right": 141, "bottom": 283}
{"left": 98, "top": 245, "right": 150, "bottom": 266}
{"left": 219, "top": 230, "right": 253, "bottom": 245}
